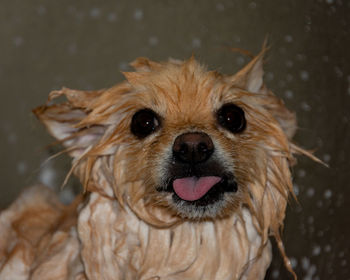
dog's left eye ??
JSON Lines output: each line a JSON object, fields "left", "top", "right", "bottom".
{"left": 131, "top": 109, "right": 160, "bottom": 138}
{"left": 216, "top": 103, "right": 246, "bottom": 133}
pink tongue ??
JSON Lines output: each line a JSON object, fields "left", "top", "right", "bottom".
{"left": 173, "top": 176, "right": 222, "bottom": 201}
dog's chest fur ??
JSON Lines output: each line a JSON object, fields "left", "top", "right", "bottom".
{"left": 77, "top": 192, "right": 271, "bottom": 280}
{"left": 0, "top": 186, "right": 271, "bottom": 280}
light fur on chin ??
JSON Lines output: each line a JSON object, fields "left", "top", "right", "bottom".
{"left": 0, "top": 47, "right": 317, "bottom": 279}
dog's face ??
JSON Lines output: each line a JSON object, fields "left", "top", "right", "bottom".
{"left": 35, "top": 51, "right": 297, "bottom": 222}
{"left": 122, "top": 62, "right": 261, "bottom": 219}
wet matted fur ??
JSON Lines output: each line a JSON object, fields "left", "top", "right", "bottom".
{"left": 0, "top": 49, "right": 319, "bottom": 279}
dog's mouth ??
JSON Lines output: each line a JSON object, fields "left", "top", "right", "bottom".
{"left": 173, "top": 176, "right": 222, "bottom": 201}
{"left": 159, "top": 174, "right": 238, "bottom": 207}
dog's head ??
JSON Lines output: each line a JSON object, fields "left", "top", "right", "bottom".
{"left": 34, "top": 49, "right": 301, "bottom": 231}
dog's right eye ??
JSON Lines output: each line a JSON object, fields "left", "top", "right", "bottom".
{"left": 131, "top": 109, "right": 161, "bottom": 138}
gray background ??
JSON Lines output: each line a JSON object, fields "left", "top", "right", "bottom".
{"left": 1, "top": 1, "right": 349, "bottom": 279}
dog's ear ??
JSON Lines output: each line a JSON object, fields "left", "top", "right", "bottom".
{"left": 229, "top": 48, "right": 297, "bottom": 139}
{"left": 228, "top": 49, "right": 266, "bottom": 94}
{"left": 33, "top": 88, "right": 107, "bottom": 159}
{"left": 130, "top": 57, "right": 162, "bottom": 72}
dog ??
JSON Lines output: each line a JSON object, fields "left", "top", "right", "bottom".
{"left": 0, "top": 48, "right": 318, "bottom": 279}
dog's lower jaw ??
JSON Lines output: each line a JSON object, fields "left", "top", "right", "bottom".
{"left": 78, "top": 192, "right": 272, "bottom": 280}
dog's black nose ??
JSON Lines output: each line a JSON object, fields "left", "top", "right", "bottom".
{"left": 173, "top": 132, "right": 214, "bottom": 164}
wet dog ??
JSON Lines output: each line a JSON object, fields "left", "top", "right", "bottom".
{"left": 0, "top": 48, "right": 316, "bottom": 279}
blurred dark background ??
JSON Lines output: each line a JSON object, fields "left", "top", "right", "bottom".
{"left": 1, "top": 1, "right": 349, "bottom": 279}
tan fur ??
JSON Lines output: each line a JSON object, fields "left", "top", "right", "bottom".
{"left": 0, "top": 49, "right": 313, "bottom": 279}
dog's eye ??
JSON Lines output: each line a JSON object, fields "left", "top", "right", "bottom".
{"left": 217, "top": 103, "right": 246, "bottom": 133}
{"left": 131, "top": 109, "right": 160, "bottom": 138}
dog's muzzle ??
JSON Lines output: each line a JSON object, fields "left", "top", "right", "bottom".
{"left": 158, "top": 132, "right": 238, "bottom": 207}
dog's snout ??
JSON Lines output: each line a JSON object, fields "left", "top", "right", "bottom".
{"left": 173, "top": 132, "right": 214, "bottom": 164}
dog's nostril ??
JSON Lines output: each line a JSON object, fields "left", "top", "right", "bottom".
{"left": 179, "top": 143, "right": 189, "bottom": 155}
{"left": 173, "top": 132, "right": 214, "bottom": 164}
{"left": 198, "top": 142, "right": 208, "bottom": 153}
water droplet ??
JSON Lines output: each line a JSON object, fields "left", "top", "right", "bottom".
{"left": 39, "top": 163, "right": 57, "bottom": 187}
{"left": 296, "top": 54, "right": 306, "bottom": 61}
{"left": 324, "top": 189, "right": 332, "bottom": 199}
{"left": 307, "top": 188, "right": 315, "bottom": 197}
{"left": 279, "top": 47, "right": 287, "bottom": 54}
{"left": 149, "top": 36, "right": 159, "bottom": 46}
{"left": 284, "top": 35, "right": 293, "bottom": 43}
{"left": 68, "top": 43, "right": 77, "bottom": 54}
{"left": 37, "top": 5, "right": 46, "bottom": 15}
{"left": 90, "top": 8, "right": 101, "bottom": 18}
{"left": 290, "top": 257, "right": 298, "bottom": 268}
{"left": 286, "top": 74, "right": 294, "bottom": 82}
{"left": 305, "top": 16, "right": 312, "bottom": 25}
{"left": 300, "top": 70, "right": 309, "bottom": 81}
{"left": 8, "top": 132, "right": 17, "bottom": 143}
{"left": 13, "top": 36, "right": 23, "bottom": 47}
{"left": 17, "top": 161, "right": 27, "bottom": 175}
{"left": 59, "top": 187, "right": 75, "bottom": 204}
{"left": 322, "top": 55, "right": 329, "bottom": 62}
{"left": 304, "top": 25, "right": 311, "bottom": 32}
{"left": 286, "top": 60, "right": 294, "bottom": 68}
{"left": 278, "top": 80, "right": 286, "bottom": 87}
{"left": 301, "top": 257, "right": 310, "bottom": 270}
{"left": 301, "top": 102, "right": 311, "bottom": 111}
{"left": 324, "top": 244, "right": 331, "bottom": 252}
{"left": 266, "top": 72, "right": 274, "bottom": 81}
{"left": 119, "top": 62, "right": 128, "bottom": 71}
{"left": 285, "top": 90, "right": 294, "bottom": 99}
{"left": 308, "top": 264, "right": 317, "bottom": 276}
{"left": 334, "top": 66, "right": 343, "bottom": 78}
{"left": 249, "top": 2, "right": 257, "bottom": 9}
{"left": 107, "top": 12, "right": 117, "bottom": 22}
{"left": 272, "top": 269, "right": 279, "bottom": 279}
{"left": 323, "top": 153, "right": 331, "bottom": 162}
{"left": 307, "top": 216, "right": 314, "bottom": 224}
{"left": 134, "top": 9, "right": 143, "bottom": 20}
{"left": 216, "top": 3, "right": 225, "bottom": 11}
{"left": 312, "top": 245, "right": 321, "bottom": 256}
{"left": 192, "top": 38, "right": 201, "bottom": 48}
{"left": 236, "top": 56, "right": 245, "bottom": 66}
{"left": 293, "top": 184, "right": 300, "bottom": 196}
{"left": 298, "top": 169, "right": 306, "bottom": 177}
